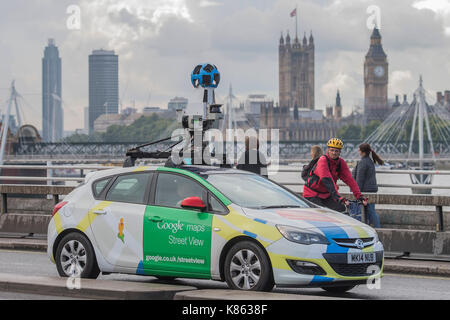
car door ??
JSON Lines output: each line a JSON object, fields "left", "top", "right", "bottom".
{"left": 89, "top": 172, "right": 152, "bottom": 269}
{"left": 143, "top": 172, "right": 213, "bottom": 278}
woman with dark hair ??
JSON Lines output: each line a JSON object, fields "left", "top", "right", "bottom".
{"left": 352, "top": 143, "right": 383, "bottom": 227}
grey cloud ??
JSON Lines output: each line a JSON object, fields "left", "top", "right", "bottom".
{"left": 1, "top": 0, "right": 450, "bottom": 130}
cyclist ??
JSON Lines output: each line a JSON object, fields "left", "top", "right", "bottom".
{"left": 303, "top": 138, "right": 367, "bottom": 212}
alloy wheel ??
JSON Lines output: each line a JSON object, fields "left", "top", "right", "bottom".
{"left": 60, "top": 240, "right": 87, "bottom": 277}
{"left": 229, "top": 249, "right": 262, "bottom": 290}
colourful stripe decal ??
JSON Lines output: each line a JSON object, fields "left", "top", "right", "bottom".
{"left": 352, "top": 225, "right": 375, "bottom": 253}
{"left": 243, "top": 230, "right": 257, "bottom": 238}
{"left": 306, "top": 221, "right": 350, "bottom": 254}
{"left": 133, "top": 166, "right": 151, "bottom": 172}
{"left": 310, "top": 275, "right": 334, "bottom": 283}
{"left": 76, "top": 201, "right": 112, "bottom": 232}
{"left": 254, "top": 218, "right": 267, "bottom": 224}
{"left": 136, "top": 260, "right": 145, "bottom": 275}
{"left": 53, "top": 212, "right": 63, "bottom": 235}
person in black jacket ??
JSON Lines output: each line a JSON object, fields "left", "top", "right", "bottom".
{"left": 301, "top": 145, "right": 323, "bottom": 182}
{"left": 236, "top": 136, "right": 268, "bottom": 178}
{"left": 352, "top": 143, "right": 384, "bottom": 227}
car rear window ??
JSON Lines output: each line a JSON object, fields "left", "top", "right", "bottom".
{"left": 92, "top": 177, "right": 112, "bottom": 197}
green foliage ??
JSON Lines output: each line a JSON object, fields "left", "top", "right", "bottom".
{"left": 337, "top": 124, "right": 362, "bottom": 140}
{"left": 65, "top": 114, "right": 180, "bottom": 143}
{"left": 361, "top": 120, "right": 381, "bottom": 139}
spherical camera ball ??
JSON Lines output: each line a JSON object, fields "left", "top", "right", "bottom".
{"left": 191, "top": 63, "right": 220, "bottom": 88}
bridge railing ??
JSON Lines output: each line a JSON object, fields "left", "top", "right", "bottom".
{"left": 0, "top": 184, "right": 447, "bottom": 231}
{"left": 10, "top": 140, "right": 450, "bottom": 157}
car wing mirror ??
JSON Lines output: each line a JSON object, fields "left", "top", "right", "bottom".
{"left": 180, "top": 196, "right": 206, "bottom": 211}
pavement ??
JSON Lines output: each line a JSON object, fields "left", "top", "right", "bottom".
{"left": 0, "top": 236, "right": 449, "bottom": 300}
{"left": 0, "top": 272, "right": 197, "bottom": 300}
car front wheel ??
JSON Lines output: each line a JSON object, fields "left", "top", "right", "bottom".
{"left": 224, "top": 241, "right": 274, "bottom": 292}
{"left": 55, "top": 232, "right": 100, "bottom": 279}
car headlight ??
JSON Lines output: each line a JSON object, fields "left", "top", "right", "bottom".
{"left": 373, "top": 232, "right": 379, "bottom": 243}
{"left": 276, "top": 225, "right": 330, "bottom": 245}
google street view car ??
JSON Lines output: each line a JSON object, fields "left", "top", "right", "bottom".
{"left": 48, "top": 165, "right": 384, "bottom": 292}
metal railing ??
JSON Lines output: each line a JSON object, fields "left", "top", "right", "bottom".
{"left": 1, "top": 165, "right": 450, "bottom": 190}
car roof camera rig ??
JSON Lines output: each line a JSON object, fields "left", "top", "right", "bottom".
{"left": 123, "top": 63, "right": 224, "bottom": 168}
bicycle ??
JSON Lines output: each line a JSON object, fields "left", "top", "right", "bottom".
{"left": 344, "top": 199, "right": 369, "bottom": 224}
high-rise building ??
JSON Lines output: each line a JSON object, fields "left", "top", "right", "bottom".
{"left": 364, "top": 27, "right": 389, "bottom": 123}
{"left": 89, "top": 49, "right": 118, "bottom": 134}
{"left": 279, "top": 31, "right": 315, "bottom": 110}
{"left": 42, "top": 39, "right": 63, "bottom": 142}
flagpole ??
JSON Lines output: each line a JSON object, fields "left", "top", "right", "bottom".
{"left": 295, "top": 5, "right": 298, "bottom": 39}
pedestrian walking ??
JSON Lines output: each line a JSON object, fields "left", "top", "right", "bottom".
{"left": 352, "top": 143, "right": 383, "bottom": 227}
{"left": 301, "top": 145, "right": 323, "bottom": 182}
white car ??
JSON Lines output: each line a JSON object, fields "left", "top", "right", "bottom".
{"left": 48, "top": 165, "right": 384, "bottom": 292}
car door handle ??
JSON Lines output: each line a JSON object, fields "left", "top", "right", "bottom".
{"left": 148, "top": 216, "right": 163, "bottom": 222}
{"left": 93, "top": 209, "right": 107, "bottom": 215}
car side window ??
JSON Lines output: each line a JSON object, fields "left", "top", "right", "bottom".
{"left": 208, "top": 193, "right": 227, "bottom": 214}
{"left": 155, "top": 173, "right": 206, "bottom": 209}
{"left": 105, "top": 172, "right": 151, "bottom": 204}
{"left": 93, "top": 177, "right": 111, "bottom": 197}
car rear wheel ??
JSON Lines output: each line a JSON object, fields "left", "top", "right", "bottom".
{"left": 224, "top": 241, "right": 274, "bottom": 292}
{"left": 321, "top": 285, "right": 356, "bottom": 293}
{"left": 55, "top": 232, "right": 100, "bottom": 279}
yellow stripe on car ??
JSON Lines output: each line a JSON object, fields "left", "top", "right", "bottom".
{"left": 53, "top": 212, "right": 63, "bottom": 235}
{"left": 268, "top": 251, "right": 377, "bottom": 280}
{"left": 223, "top": 207, "right": 282, "bottom": 243}
{"left": 76, "top": 201, "right": 112, "bottom": 232}
{"left": 133, "top": 166, "right": 151, "bottom": 172}
{"left": 352, "top": 225, "right": 375, "bottom": 253}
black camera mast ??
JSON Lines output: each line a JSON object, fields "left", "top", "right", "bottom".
{"left": 123, "top": 64, "right": 224, "bottom": 168}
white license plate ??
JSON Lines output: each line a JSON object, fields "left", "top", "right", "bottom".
{"left": 347, "top": 252, "right": 376, "bottom": 264}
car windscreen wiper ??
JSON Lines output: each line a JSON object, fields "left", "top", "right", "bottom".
{"left": 256, "top": 205, "right": 304, "bottom": 209}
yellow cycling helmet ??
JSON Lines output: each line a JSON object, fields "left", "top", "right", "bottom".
{"left": 327, "top": 138, "right": 344, "bottom": 149}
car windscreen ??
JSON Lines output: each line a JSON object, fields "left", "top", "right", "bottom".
{"left": 204, "top": 173, "right": 310, "bottom": 209}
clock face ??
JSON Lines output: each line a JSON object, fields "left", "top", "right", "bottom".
{"left": 374, "top": 66, "right": 384, "bottom": 77}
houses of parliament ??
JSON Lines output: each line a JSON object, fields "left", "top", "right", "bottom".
{"left": 260, "top": 27, "right": 391, "bottom": 141}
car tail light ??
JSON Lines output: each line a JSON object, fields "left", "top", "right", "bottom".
{"left": 53, "top": 201, "right": 68, "bottom": 216}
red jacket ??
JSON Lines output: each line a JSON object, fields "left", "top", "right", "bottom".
{"left": 303, "top": 153, "right": 361, "bottom": 200}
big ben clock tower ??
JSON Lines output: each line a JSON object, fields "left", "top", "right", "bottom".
{"left": 364, "top": 27, "right": 389, "bottom": 123}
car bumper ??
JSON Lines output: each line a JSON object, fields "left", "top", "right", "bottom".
{"left": 266, "top": 238, "right": 384, "bottom": 287}
{"left": 47, "top": 217, "right": 58, "bottom": 264}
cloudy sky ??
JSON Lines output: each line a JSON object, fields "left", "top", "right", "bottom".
{"left": 1, "top": 0, "right": 450, "bottom": 131}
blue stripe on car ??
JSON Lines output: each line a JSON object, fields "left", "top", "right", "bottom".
{"left": 310, "top": 275, "right": 334, "bottom": 283}
{"left": 243, "top": 230, "right": 257, "bottom": 238}
{"left": 254, "top": 218, "right": 267, "bottom": 224}
{"left": 305, "top": 221, "right": 349, "bottom": 254}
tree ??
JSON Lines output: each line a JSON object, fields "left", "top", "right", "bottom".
{"left": 337, "top": 124, "right": 362, "bottom": 140}
{"left": 361, "top": 120, "right": 381, "bottom": 139}
{"left": 65, "top": 114, "right": 179, "bottom": 143}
